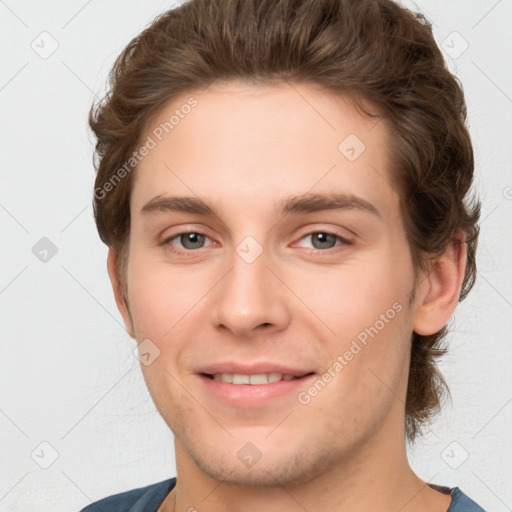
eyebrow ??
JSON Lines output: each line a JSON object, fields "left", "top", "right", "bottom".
{"left": 140, "top": 192, "right": 381, "bottom": 219}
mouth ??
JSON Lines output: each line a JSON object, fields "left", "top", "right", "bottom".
{"left": 196, "top": 370, "right": 317, "bottom": 407}
{"left": 202, "top": 372, "right": 313, "bottom": 384}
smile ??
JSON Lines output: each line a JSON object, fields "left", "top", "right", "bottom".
{"left": 197, "top": 371, "right": 316, "bottom": 408}
{"left": 207, "top": 373, "right": 304, "bottom": 384}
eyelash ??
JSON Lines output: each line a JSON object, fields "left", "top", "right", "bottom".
{"left": 159, "top": 230, "right": 352, "bottom": 256}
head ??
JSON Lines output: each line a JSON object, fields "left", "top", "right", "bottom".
{"left": 89, "top": 0, "right": 480, "bottom": 484}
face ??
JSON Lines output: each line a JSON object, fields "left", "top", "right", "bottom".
{"left": 119, "top": 81, "right": 420, "bottom": 486}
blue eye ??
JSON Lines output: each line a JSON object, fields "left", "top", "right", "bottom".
{"left": 163, "top": 232, "right": 213, "bottom": 253}
{"left": 175, "top": 232, "right": 207, "bottom": 250}
{"left": 301, "top": 231, "right": 352, "bottom": 252}
{"left": 299, "top": 232, "right": 344, "bottom": 250}
{"left": 161, "top": 230, "right": 351, "bottom": 256}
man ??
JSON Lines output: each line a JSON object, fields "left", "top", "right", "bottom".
{"left": 82, "top": 0, "right": 485, "bottom": 510}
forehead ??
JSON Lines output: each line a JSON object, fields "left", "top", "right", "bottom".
{"left": 131, "top": 81, "right": 397, "bottom": 220}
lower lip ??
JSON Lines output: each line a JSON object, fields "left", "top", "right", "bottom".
{"left": 197, "top": 373, "right": 317, "bottom": 408}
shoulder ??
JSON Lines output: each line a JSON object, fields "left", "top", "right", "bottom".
{"left": 448, "top": 487, "right": 487, "bottom": 511}
{"left": 79, "top": 477, "right": 176, "bottom": 512}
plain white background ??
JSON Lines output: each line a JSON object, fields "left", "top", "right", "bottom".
{"left": 1, "top": 1, "right": 511, "bottom": 510}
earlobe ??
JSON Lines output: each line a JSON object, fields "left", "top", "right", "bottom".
{"left": 412, "top": 232, "right": 467, "bottom": 336}
{"left": 107, "top": 247, "right": 135, "bottom": 338}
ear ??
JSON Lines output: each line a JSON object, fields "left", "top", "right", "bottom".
{"left": 107, "top": 247, "right": 135, "bottom": 338}
{"left": 412, "top": 232, "right": 467, "bottom": 336}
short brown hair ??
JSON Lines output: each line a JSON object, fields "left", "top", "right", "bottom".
{"left": 89, "top": 0, "right": 481, "bottom": 442}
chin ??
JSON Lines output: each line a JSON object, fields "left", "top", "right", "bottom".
{"left": 183, "top": 435, "right": 341, "bottom": 488}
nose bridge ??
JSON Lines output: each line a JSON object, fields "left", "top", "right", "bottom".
{"left": 210, "top": 235, "right": 289, "bottom": 336}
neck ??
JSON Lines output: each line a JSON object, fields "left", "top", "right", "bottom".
{"left": 162, "top": 412, "right": 451, "bottom": 512}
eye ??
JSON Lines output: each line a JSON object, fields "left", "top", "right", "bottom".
{"left": 295, "top": 231, "right": 351, "bottom": 251}
{"left": 162, "top": 231, "right": 215, "bottom": 253}
{"left": 160, "top": 230, "right": 352, "bottom": 256}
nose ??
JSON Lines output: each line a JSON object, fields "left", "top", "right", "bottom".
{"left": 209, "top": 243, "right": 291, "bottom": 338}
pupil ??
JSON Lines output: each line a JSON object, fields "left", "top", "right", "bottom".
{"left": 183, "top": 233, "right": 204, "bottom": 249}
{"left": 314, "top": 233, "right": 334, "bottom": 249}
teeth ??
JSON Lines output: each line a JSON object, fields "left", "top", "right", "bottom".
{"left": 249, "top": 374, "right": 268, "bottom": 385}
{"left": 233, "top": 374, "right": 250, "bottom": 384}
{"left": 211, "top": 373, "right": 299, "bottom": 384}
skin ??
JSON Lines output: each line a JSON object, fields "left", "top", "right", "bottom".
{"left": 107, "top": 80, "right": 466, "bottom": 512}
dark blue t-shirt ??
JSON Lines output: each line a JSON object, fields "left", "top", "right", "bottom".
{"left": 79, "top": 478, "right": 487, "bottom": 511}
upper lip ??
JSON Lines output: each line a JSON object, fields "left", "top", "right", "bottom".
{"left": 196, "top": 362, "right": 315, "bottom": 377}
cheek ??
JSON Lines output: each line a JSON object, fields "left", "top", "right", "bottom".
{"left": 125, "top": 248, "right": 217, "bottom": 393}
{"left": 305, "top": 251, "right": 413, "bottom": 391}
{"left": 126, "top": 255, "right": 197, "bottom": 415}
{"left": 126, "top": 249, "right": 200, "bottom": 337}
{"left": 304, "top": 257, "right": 410, "bottom": 336}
